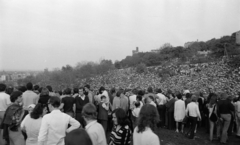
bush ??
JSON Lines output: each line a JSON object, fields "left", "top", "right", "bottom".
{"left": 136, "top": 63, "right": 147, "bottom": 74}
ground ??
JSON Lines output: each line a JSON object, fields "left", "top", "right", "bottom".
{"left": 155, "top": 127, "right": 239, "bottom": 145}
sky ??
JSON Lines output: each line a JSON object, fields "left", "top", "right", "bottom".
{"left": 0, "top": 0, "right": 240, "bottom": 71}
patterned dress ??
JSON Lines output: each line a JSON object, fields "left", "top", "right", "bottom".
{"left": 109, "top": 125, "right": 132, "bottom": 145}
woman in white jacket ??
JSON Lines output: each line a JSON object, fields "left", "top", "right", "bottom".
{"left": 174, "top": 93, "right": 185, "bottom": 133}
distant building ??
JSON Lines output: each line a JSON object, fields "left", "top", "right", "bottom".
{"left": 0, "top": 75, "right": 7, "bottom": 81}
{"left": 236, "top": 30, "right": 240, "bottom": 45}
{"left": 184, "top": 42, "right": 195, "bottom": 48}
{"left": 132, "top": 47, "right": 139, "bottom": 55}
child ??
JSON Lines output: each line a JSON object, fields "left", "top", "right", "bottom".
{"left": 97, "top": 95, "right": 109, "bottom": 132}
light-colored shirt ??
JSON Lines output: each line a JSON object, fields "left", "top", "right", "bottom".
{"left": 120, "top": 95, "right": 129, "bottom": 112}
{"left": 156, "top": 93, "right": 167, "bottom": 105}
{"left": 38, "top": 110, "right": 80, "bottom": 145}
{"left": 112, "top": 97, "right": 121, "bottom": 111}
{"left": 186, "top": 102, "right": 201, "bottom": 118}
{"left": 0, "top": 92, "right": 11, "bottom": 111}
{"left": 133, "top": 127, "right": 160, "bottom": 145}
{"left": 129, "top": 95, "right": 137, "bottom": 110}
{"left": 22, "top": 90, "right": 38, "bottom": 109}
{"left": 21, "top": 114, "right": 42, "bottom": 145}
{"left": 85, "top": 120, "right": 107, "bottom": 145}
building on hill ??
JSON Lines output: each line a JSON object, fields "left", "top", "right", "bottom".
{"left": 184, "top": 41, "right": 195, "bottom": 48}
{"left": 236, "top": 30, "right": 240, "bottom": 45}
{"left": 132, "top": 47, "right": 139, "bottom": 55}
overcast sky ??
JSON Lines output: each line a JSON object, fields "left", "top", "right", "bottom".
{"left": 0, "top": 0, "right": 240, "bottom": 71}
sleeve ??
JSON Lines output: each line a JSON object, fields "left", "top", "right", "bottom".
{"left": 6, "top": 95, "right": 11, "bottom": 105}
{"left": 66, "top": 116, "right": 80, "bottom": 133}
{"left": 121, "top": 127, "right": 131, "bottom": 145}
{"left": 38, "top": 116, "right": 49, "bottom": 144}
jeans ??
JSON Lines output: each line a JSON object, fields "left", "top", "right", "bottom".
{"left": 220, "top": 114, "right": 231, "bottom": 143}
{"left": 187, "top": 116, "right": 197, "bottom": 139}
{"left": 236, "top": 113, "right": 240, "bottom": 136}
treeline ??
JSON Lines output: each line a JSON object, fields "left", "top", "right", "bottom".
{"left": 116, "top": 32, "right": 240, "bottom": 68}
{"left": 17, "top": 31, "right": 240, "bottom": 89}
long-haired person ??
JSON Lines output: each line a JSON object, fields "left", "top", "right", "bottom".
{"left": 21, "top": 104, "right": 47, "bottom": 145}
{"left": 1, "top": 91, "right": 25, "bottom": 145}
{"left": 133, "top": 104, "right": 160, "bottom": 145}
{"left": 109, "top": 108, "right": 132, "bottom": 145}
{"left": 206, "top": 93, "right": 218, "bottom": 141}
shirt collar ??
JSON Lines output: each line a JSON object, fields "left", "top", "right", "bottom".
{"left": 85, "top": 120, "right": 97, "bottom": 130}
{"left": 51, "top": 109, "right": 61, "bottom": 113}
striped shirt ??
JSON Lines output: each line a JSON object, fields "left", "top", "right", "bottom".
{"left": 109, "top": 125, "right": 131, "bottom": 145}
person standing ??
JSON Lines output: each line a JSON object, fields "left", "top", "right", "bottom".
{"left": 75, "top": 87, "right": 89, "bottom": 127}
{"left": 133, "top": 104, "right": 160, "bottom": 145}
{"left": 82, "top": 103, "right": 107, "bottom": 145}
{"left": 38, "top": 96, "right": 80, "bottom": 145}
{"left": 185, "top": 94, "right": 201, "bottom": 139}
{"left": 97, "top": 95, "right": 109, "bottom": 133}
{"left": 0, "top": 83, "right": 11, "bottom": 144}
{"left": 156, "top": 88, "right": 167, "bottom": 128}
{"left": 85, "top": 85, "right": 94, "bottom": 103}
{"left": 22, "top": 82, "right": 39, "bottom": 115}
{"left": 217, "top": 93, "right": 235, "bottom": 144}
{"left": 1, "top": 91, "right": 25, "bottom": 145}
{"left": 60, "top": 88, "right": 75, "bottom": 117}
{"left": 174, "top": 93, "right": 185, "bottom": 133}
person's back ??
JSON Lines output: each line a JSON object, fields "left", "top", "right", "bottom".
{"left": 22, "top": 90, "right": 38, "bottom": 109}
{"left": 21, "top": 114, "right": 42, "bottom": 145}
{"left": 62, "top": 95, "right": 75, "bottom": 114}
{"left": 133, "top": 127, "right": 160, "bottom": 145}
{"left": 38, "top": 97, "right": 80, "bottom": 145}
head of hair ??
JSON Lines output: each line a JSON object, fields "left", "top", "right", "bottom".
{"left": 5, "top": 86, "right": 13, "bottom": 95}
{"left": 10, "top": 91, "right": 22, "bottom": 102}
{"left": 147, "top": 87, "right": 153, "bottom": 93}
{"left": 82, "top": 103, "right": 97, "bottom": 120}
{"left": 209, "top": 93, "right": 218, "bottom": 105}
{"left": 101, "top": 95, "right": 106, "bottom": 100}
{"left": 220, "top": 92, "right": 228, "bottom": 100}
{"left": 99, "top": 86, "right": 105, "bottom": 93}
{"left": 191, "top": 94, "right": 198, "bottom": 102}
{"left": 34, "top": 85, "right": 40, "bottom": 91}
{"left": 132, "top": 88, "right": 138, "bottom": 94}
{"left": 46, "top": 85, "right": 53, "bottom": 92}
{"left": 18, "top": 86, "right": 27, "bottom": 92}
{"left": 64, "top": 88, "right": 72, "bottom": 95}
{"left": 135, "top": 101, "right": 140, "bottom": 108}
{"left": 30, "top": 104, "right": 43, "bottom": 119}
{"left": 112, "top": 108, "right": 130, "bottom": 126}
{"left": 110, "top": 88, "right": 116, "bottom": 94}
{"left": 116, "top": 89, "right": 123, "bottom": 97}
{"left": 26, "top": 82, "right": 33, "bottom": 90}
{"left": 136, "top": 95, "right": 142, "bottom": 101}
{"left": 41, "top": 87, "right": 49, "bottom": 96}
{"left": 84, "top": 84, "right": 90, "bottom": 89}
{"left": 186, "top": 93, "right": 192, "bottom": 99}
{"left": 137, "top": 104, "right": 159, "bottom": 133}
{"left": 138, "top": 90, "right": 145, "bottom": 96}
{"left": 73, "top": 88, "right": 79, "bottom": 94}
{"left": 148, "top": 95, "right": 154, "bottom": 101}
{"left": 0, "top": 83, "right": 7, "bottom": 92}
{"left": 65, "top": 128, "right": 93, "bottom": 145}
{"left": 156, "top": 88, "right": 162, "bottom": 93}
{"left": 176, "top": 93, "right": 182, "bottom": 100}
{"left": 48, "top": 96, "right": 61, "bottom": 108}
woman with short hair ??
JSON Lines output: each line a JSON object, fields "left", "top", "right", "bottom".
{"left": 21, "top": 104, "right": 47, "bottom": 145}
{"left": 109, "top": 108, "right": 132, "bottom": 145}
{"left": 133, "top": 104, "right": 160, "bottom": 145}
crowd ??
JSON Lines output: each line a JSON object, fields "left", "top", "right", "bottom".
{"left": 0, "top": 79, "right": 240, "bottom": 145}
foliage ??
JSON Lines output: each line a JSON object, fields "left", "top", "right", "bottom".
{"left": 136, "top": 63, "right": 147, "bottom": 74}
